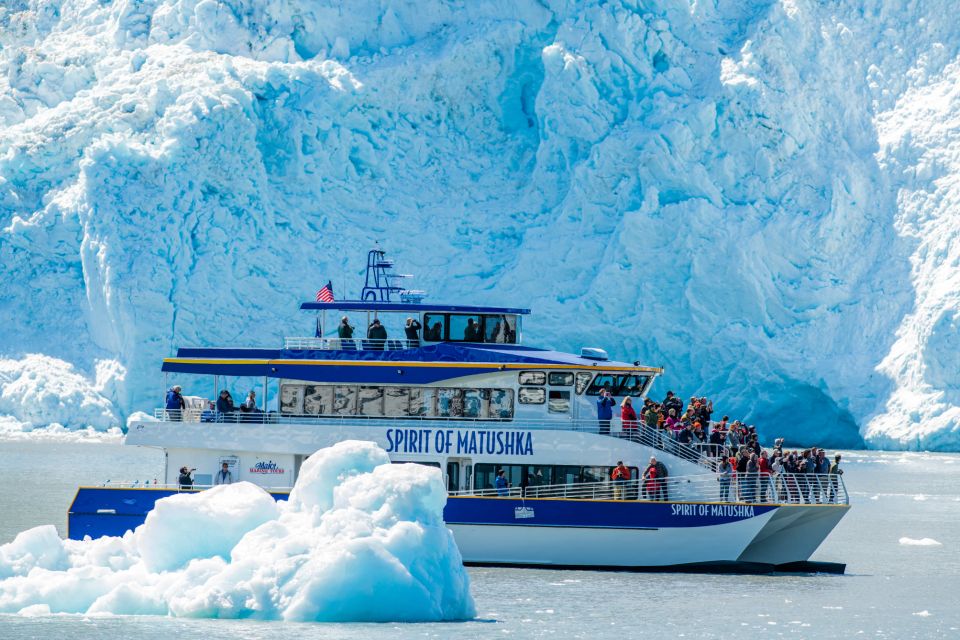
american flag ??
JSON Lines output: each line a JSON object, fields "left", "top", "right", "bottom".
{"left": 316, "top": 281, "right": 334, "bottom": 303}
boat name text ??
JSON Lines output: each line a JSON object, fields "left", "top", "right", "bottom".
{"left": 670, "top": 504, "right": 755, "bottom": 518}
{"left": 386, "top": 428, "right": 534, "bottom": 456}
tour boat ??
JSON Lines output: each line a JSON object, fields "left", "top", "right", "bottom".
{"left": 69, "top": 248, "right": 850, "bottom": 573}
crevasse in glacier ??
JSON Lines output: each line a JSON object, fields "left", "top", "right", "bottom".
{"left": 1, "top": 0, "right": 959, "bottom": 449}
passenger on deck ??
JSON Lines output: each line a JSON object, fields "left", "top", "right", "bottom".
{"left": 404, "top": 317, "right": 422, "bottom": 346}
{"left": 338, "top": 316, "right": 354, "bottom": 339}
{"left": 241, "top": 390, "right": 259, "bottom": 413}
{"left": 717, "top": 456, "right": 733, "bottom": 502}
{"left": 758, "top": 450, "right": 772, "bottom": 502}
{"left": 620, "top": 397, "right": 638, "bottom": 433}
{"left": 596, "top": 388, "right": 615, "bottom": 435}
{"left": 367, "top": 318, "right": 387, "bottom": 349}
{"left": 611, "top": 461, "right": 631, "bottom": 500}
{"left": 709, "top": 425, "right": 726, "bottom": 457}
{"left": 216, "top": 390, "right": 236, "bottom": 417}
{"left": 178, "top": 466, "right": 193, "bottom": 489}
{"left": 215, "top": 462, "right": 233, "bottom": 485}
{"left": 165, "top": 385, "right": 185, "bottom": 421}
{"left": 495, "top": 469, "right": 510, "bottom": 496}
{"left": 642, "top": 458, "right": 661, "bottom": 501}
{"left": 828, "top": 453, "right": 843, "bottom": 503}
{"left": 654, "top": 458, "right": 669, "bottom": 501}
{"left": 464, "top": 318, "right": 480, "bottom": 342}
{"left": 426, "top": 322, "right": 443, "bottom": 341}
{"left": 201, "top": 401, "right": 217, "bottom": 422}
{"left": 745, "top": 454, "right": 759, "bottom": 502}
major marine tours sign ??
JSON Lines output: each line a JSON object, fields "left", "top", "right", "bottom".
{"left": 386, "top": 427, "right": 534, "bottom": 456}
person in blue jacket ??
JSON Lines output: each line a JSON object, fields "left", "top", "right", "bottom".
{"left": 596, "top": 388, "right": 616, "bottom": 435}
{"left": 165, "top": 385, "right": 185, "bottom": 421}
{"left": 495, "top": 469, "right": 510, "bottom": 496}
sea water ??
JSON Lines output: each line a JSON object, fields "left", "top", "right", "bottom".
{"left": 1, "top": 441, "right": 958, "bottom": 638}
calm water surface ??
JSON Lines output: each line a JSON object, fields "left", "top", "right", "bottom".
{"left": 0, "top": 441, "right": 957, "bottom": 638}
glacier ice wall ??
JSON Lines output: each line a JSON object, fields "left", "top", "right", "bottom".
{"left": 1, "top": 0, "right": 960, "bottom": 449}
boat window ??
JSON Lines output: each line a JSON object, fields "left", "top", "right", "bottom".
{"left": 619, "top": 375, "right": 651, "bottom": 396}
{"left": 548, "top": 372, "right": 573, "bottom": 386}
{"left": 585, "top": 373, "right": 651, "bottom": 396}
{"left": 280, "top": 384, "right": 303, "bottom": 414}
{"left": 473, "top": 464, "right": 524, "bottom": 491}
{"left": 358, "top": 386, "right": 384, "bottom": 416}
{"left": 462, "top": 389, "right": 482, "bottom": 418}
{"left": 575, "top": 372, "right": 592, "bottom": 395}
{"left": 486, "top": 389, "right": 514, "bottom": 419}
{"left": 333, "top": 386, "right": 356, "bottom": 415}
{"left": 518, "top": 371, "right": 546, "bottom": 386}
{"left": 448, "top": 314, "right": 483, "bottom": 342}
{"left": 436, "top": 388, "right": 466, "bottom": 417}
{"left": 548, "top": 390, "right": 570, "bottom": 413}
{"left": 384, "top": 387, "right": 408, "bottom": 416}
{"left": 407, "top": 387, "right": 428, "bottom": 416}
{"left": 303, "top": 385, "right": 333, "bottom": 415}
{"left": 555, "top": 465, "right": 582, "bottom": 485}
{"left": 447, "top": 462, "right": 460, "bottom": 492}
{"left": 581, "top": 466, "right": 608, "bottom": 484}
{"left": 423, "top": 314, "right": 445, "bottom": 341}
{"left": 518, "top": 387, "right": 545, "bottom": 404}
{"left": 483, "top": 314, "right": 517, "bottom": 344}
{"left": 527, "top": 466, "right": 553, "bottom": 487}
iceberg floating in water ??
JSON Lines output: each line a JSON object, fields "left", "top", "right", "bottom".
{"left": 898, "top": 537, "right": 942, "bottom": 547}
{"left": 0, "top": 441, "right": 476, "bottom": 621}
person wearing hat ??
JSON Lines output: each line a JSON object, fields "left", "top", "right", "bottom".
{"left": 178, "top": 466, "right": 194, "bottom": 489}
{"left": 338, "top": 316, "right": 354, "bottom": 339}
{"left": 404, "top": 316, "right": 422, "bottom": 346}
{"left": 165, "top": 384, "right": 185, "bottom": 421}
{"left": 367, "top": 318, "right": 387, "bottom": 350}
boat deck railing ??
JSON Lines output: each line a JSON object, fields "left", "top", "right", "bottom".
{"left": 283, "top": 337, "right": 423, "bottom": 351}
{"left": 93, "top": 482, "right": 290, "bottom": 493}
{"left": 98, "top": 473, "right": 847, "bottom": 505}
{"left": 452, "top": 472, "right": 850, "bottom": 506}
{"left": 149, "top": 410, "right": 729, "bottom": 469}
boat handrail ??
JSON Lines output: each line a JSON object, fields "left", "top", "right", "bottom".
{"left": 93, "top": 482, "right": 291, "bottom": 492}
{"left": 451, "top": 471, "right": 850, "bottom": 506}
{"left": 283, "top": 337, "right": 426, "bottom": 351}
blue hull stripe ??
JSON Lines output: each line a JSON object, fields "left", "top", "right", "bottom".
{"left": 67, "top": 488, "right": 776, "bottom": 540}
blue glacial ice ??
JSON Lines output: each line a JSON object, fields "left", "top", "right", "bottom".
{"left": 2, "top": 0, "right": 960, "bottom": 449}
{"left": 0, "top": 440, "right": 475, "bottom": 621}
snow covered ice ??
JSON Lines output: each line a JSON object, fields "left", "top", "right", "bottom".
{"left": 0, "top": 440, "right": 476, "bottom": 621}
{"left": 3, "top": 0, "right": 960, "bottom": 449}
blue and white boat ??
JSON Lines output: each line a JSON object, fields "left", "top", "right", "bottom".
{"left": 70, "top": 248, "right": 850, "bottom": 572}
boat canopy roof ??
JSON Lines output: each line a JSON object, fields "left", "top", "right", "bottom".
{"left": 299, "top": 301, "right": 530, "bottom": 315}
{"left": 161, "top": 343, "right": 661, "bottom": 381}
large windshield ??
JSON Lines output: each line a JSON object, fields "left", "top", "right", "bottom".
{"left": 585, "top": 374, "right": 651, "bottom": 397}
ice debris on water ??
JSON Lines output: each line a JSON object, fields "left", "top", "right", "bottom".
{"left": 0, "top": 441, "right": 475, "bottom": 622}
{"left": 898, "top": 537, "right": 942, "bottom": 546}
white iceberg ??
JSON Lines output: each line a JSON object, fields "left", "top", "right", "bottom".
{"left": 898, "top": 537, "right": 943, "bottom": 546}
{"left": 0, "top": 440, "right": 475, "bottom": 622}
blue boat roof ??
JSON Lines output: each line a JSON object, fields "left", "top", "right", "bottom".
{"left": 162, "top": 343, "right": 661, "bottom": 384}
{"left": 299, "top": 301, "right": 530, "bottom": 315}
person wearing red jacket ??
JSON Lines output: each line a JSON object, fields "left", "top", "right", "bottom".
{"left": 758, "top": 450, "right": 772, "bottom": 502}
{"left": 620, "top": 397, "right": 638, "bottom": 433}
{"left": 611, "top": 461, "right": 631, "bottom": 500}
